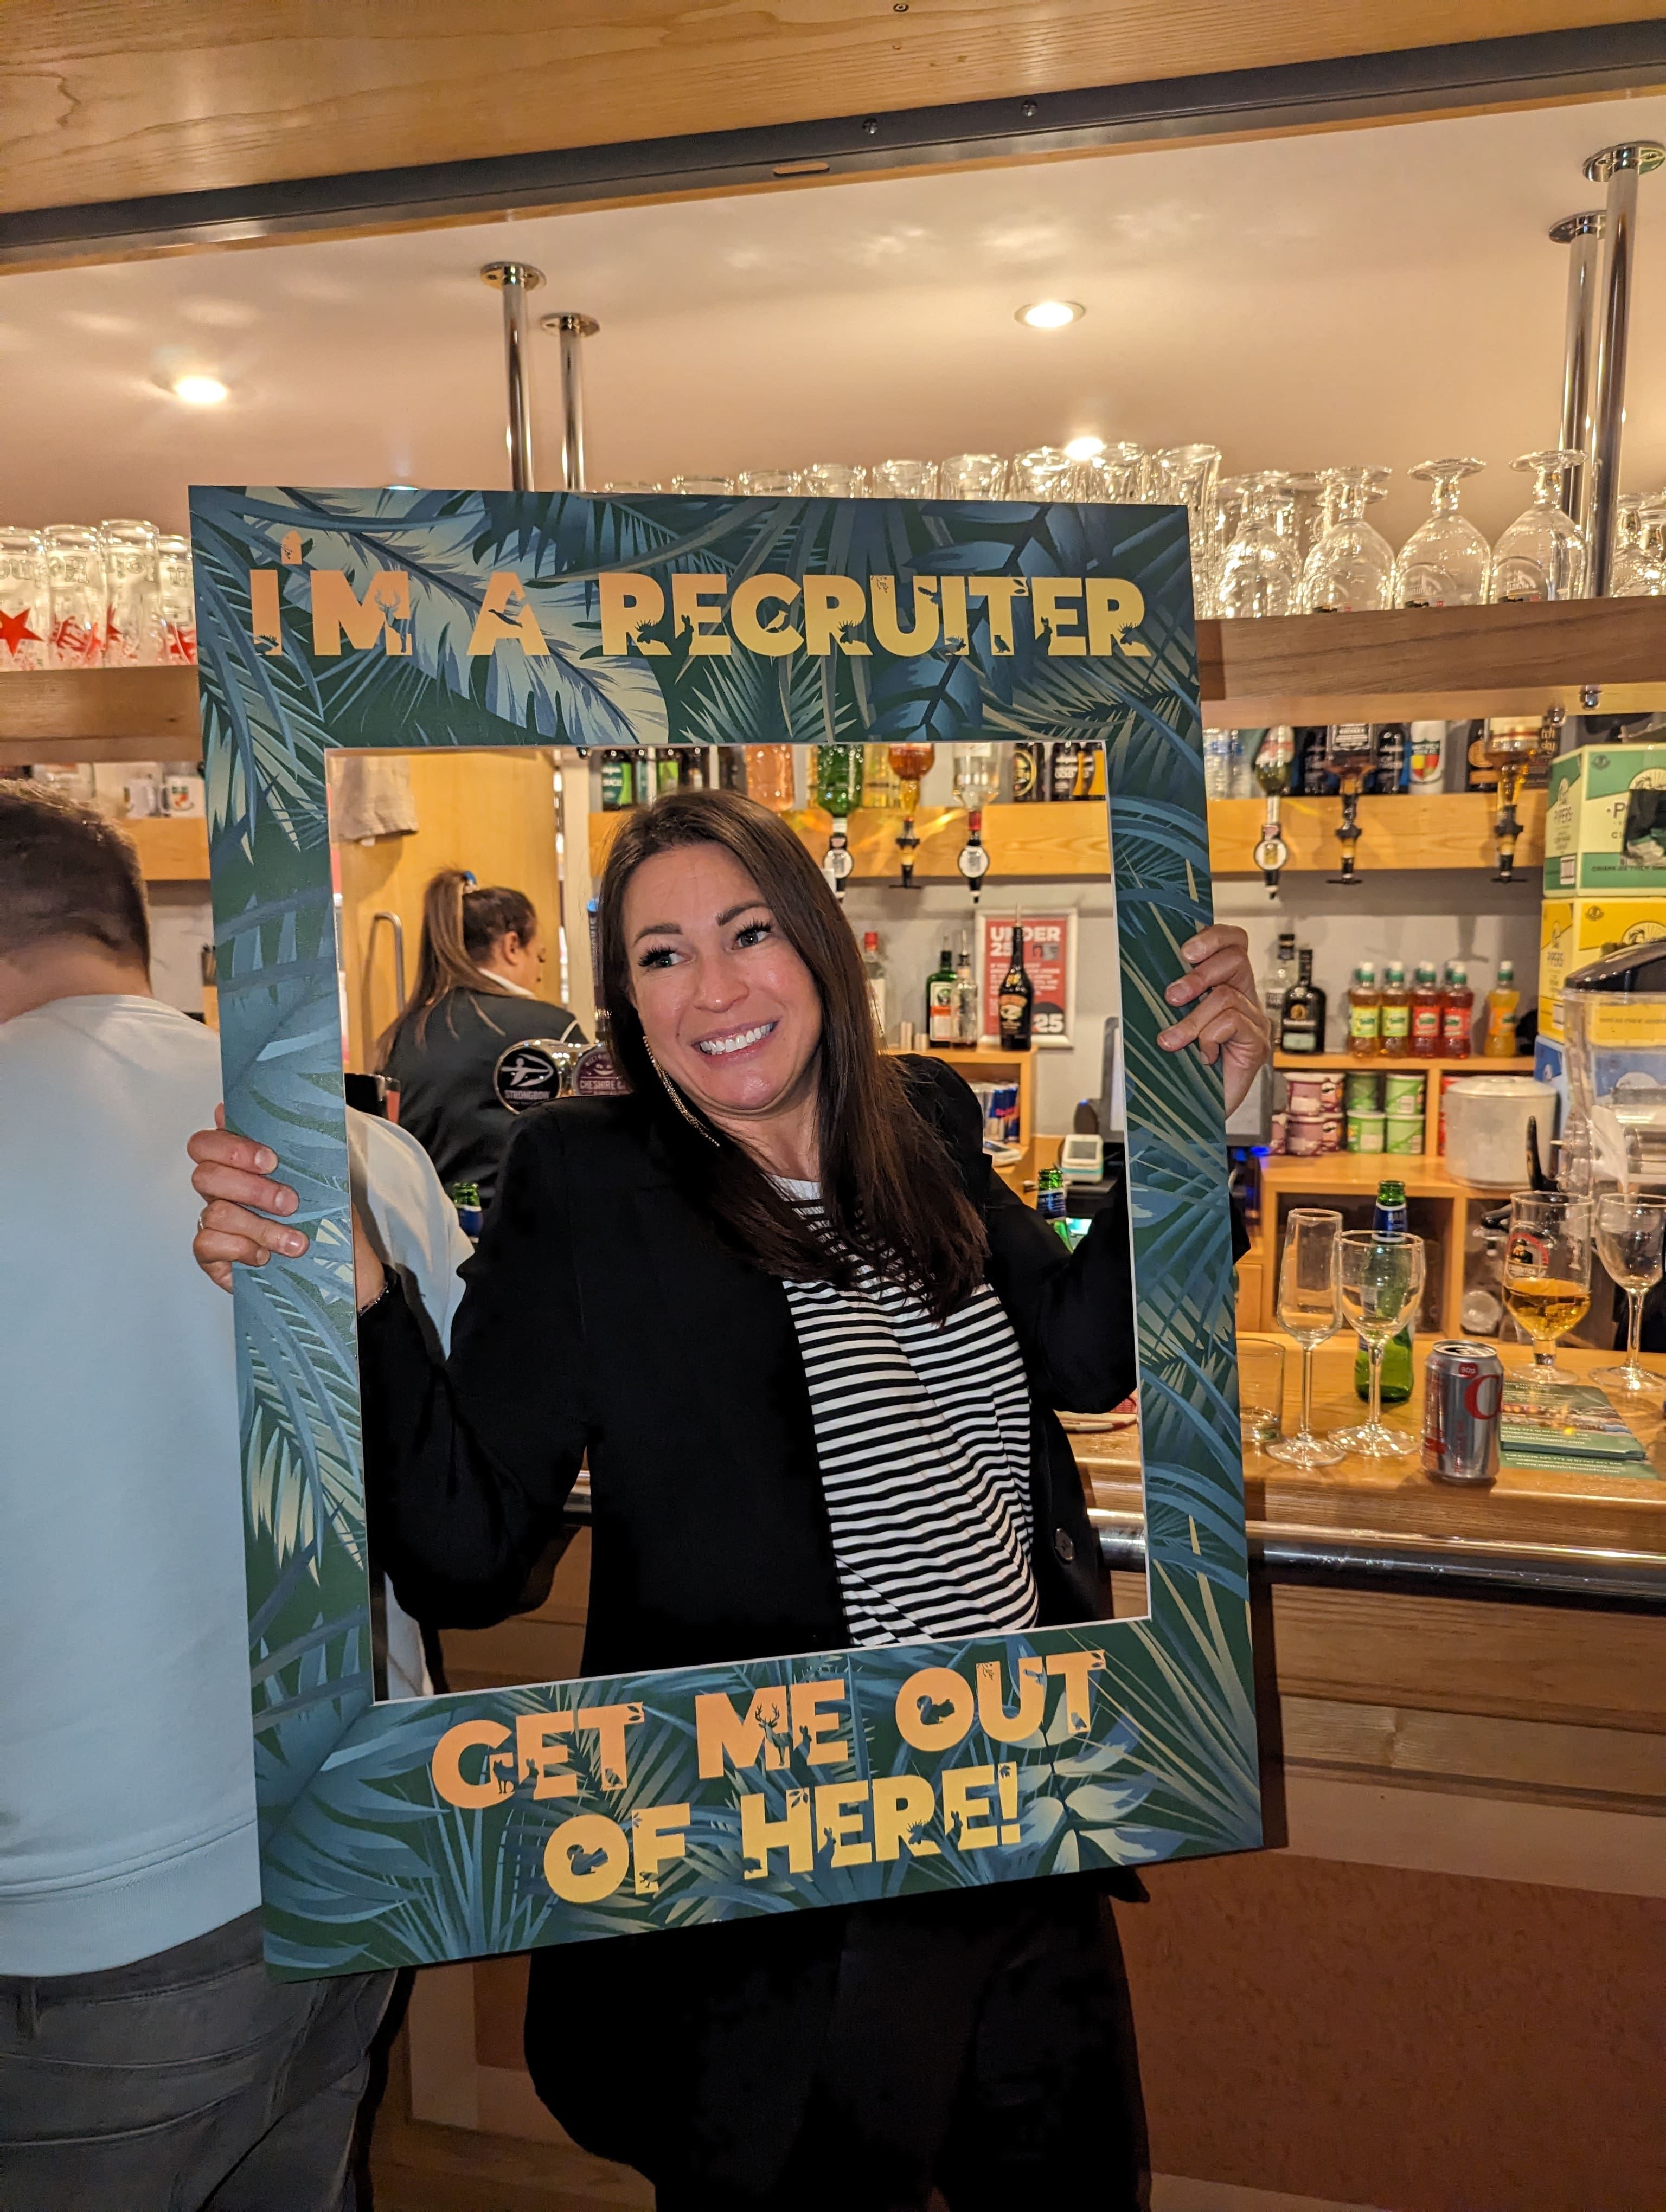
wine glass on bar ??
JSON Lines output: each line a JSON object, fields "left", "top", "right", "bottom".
{"left": 1502, "top": 1191, "right": 1591, "bottom": 1403}
{"left": 1267, "top": 1208, "right": 1345, "bottom": 1468}
{"left": 1592, "top": 1193, "right": 1666, "bottom": 1394}
{"left": 1487, "top": 453, "right": 1588, "bottom": 601}
{"left": 1394, "top": 458, "right": 1490, "bottom": 607}
{"left": 1334, "top": 1230, "right": 1425, "bottom": 1457}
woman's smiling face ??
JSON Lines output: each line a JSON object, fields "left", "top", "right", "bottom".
{"left": 622, "top": 841, "right": 823, "bottom": 1128}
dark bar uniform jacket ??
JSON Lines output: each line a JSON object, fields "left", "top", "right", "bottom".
{"left": 358, "top": 1054, "right": 1181, "bottom": 2192}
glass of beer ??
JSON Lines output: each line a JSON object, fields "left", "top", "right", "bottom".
{"left": 1503, "top": 1191, "right": 1592, "bottom": 1401}
{"left": 1335, "top": 1229, "right": 1425, "bottom": 1457}
{"left": 1591, "top": 1194, "right": 1665, "bottom": 1395}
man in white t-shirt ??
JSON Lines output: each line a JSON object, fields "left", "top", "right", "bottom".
{"left": 0, "top": 784, "right": 469, "bottom": 2210}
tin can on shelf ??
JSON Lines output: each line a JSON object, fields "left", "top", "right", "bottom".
{"left": 1286, "top": 1072, "right": 1342, "bottom": 1116}
{"left": 1315, "top": 1110, "right": 1343, "bottom": 1152}
{"left": 1346, "top": 1108, "right": 1385, "bottom": 1152}
{"left": 1286, "top": 1115, "right": 1324, "bottom": 1156}
{"left": 1268, "top": 1110, "right": 1287, "bottom": 1154}
{"left": 1383, "top": 1071, "right": 1426, "bottom": 1114}
{"left": 1384, "top": 1113, "right": 1423, "bottom": 1154}
{"left": 1422, "top": 1340, "right": 1504, "bottom": 1484}
{"left": 1343, "top": 1070, "right": 1380, "bottom": 1111}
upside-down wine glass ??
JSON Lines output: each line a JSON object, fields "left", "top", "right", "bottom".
{"left": 1334, "top": 1230, "right": 1425, "bottom": 1457}
{"left": 939, "top": 454, "right": 1008, "bottom": 499}
{"left": 1153, "top": 443, "right": 1222, "bottom": 595}
{"left": 1614, "top": 503, "right": 1666, "bottom": 597}
{"left": 1300, "top": 467, "right": 1396, "bottom": 613}
{"left": 1592, "top": 1194, "right": 1666, "bottom": 1394}
{"left": 1266, "top": 1208, "right": 1345, "bottom": 1468}
{"left": 1502, "top": 1191, "right": 1592, "bottom": 1403}
{"left": 1216, "top": 472, "right": 1303, "bottom": 620}
{"left": 1010, "top": 447, "right": 1077, "bottom": 501}
{"left": 1608, "top": 492, "right": 1648, "bottom": 593}
{"left": 1394, "top": 458, "right": 1491, "bottom": 607}
{"left": 1487, "top": 452, "right": 1588, "bottom": 602}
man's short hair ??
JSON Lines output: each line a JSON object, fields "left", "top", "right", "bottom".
{"left": 0, "top": 781, "right": 151, "bottom": 967}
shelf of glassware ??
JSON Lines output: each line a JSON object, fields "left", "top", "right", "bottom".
{"left": 590, "top": 790, "right": 1546, "bottom": 882}
{"left": 8, "top": 595, "right": 1666, "bottom": 768}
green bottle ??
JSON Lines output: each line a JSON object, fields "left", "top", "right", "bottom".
{"left": 1354, "top": 1176, "right": 1414, "bottom": 1403}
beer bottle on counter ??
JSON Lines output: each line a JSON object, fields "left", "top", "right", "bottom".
{"left": 1049, "top": 741, "right": 1082, "bottom": 803}
{"left": 1011, "top": 742, "right": 1046, "bottom": 802}
{"left": 1355, "top": 1178, "right": 1415, "bottom": 1404}
{"left": 1036, "top": 1165, "right": 1072, "bottom": 1247}
{"left": 998, "top": 924, "right": 1034, "bottom": 1050}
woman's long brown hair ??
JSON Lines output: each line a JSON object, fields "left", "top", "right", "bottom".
{"left": 598, "top": 787, "right": 988, "bottom": 1320}
{"left": 375, "top": 869, "right": 538, "bottom": 1062}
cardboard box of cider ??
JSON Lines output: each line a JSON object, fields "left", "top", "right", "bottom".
{"left": 1537, "top": 893, "right": 1666, "bottom": 1041}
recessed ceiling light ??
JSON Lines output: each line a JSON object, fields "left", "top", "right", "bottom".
{"left": 1016, "top": 299, "right": 1084, "bottom": 330}
{"left": 171, "top": 373, "right": 228, "bottom": 406}
{"left": 1063, "top": 435, "right": 1106, "bottom": 461}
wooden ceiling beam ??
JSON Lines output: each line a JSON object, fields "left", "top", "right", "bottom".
{"left": 2, "top": 8, "right": 1663, "bottom": 273}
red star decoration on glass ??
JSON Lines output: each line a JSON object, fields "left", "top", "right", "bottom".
{"left": 0, "top": 606, "right": 42, "bottom": 655}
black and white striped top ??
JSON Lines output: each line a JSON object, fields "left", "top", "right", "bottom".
{"left": 777, "top": 1179, "right": 1038, "bottom": 1648}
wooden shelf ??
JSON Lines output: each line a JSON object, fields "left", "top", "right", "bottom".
{"left": 1273, "top": 1053, "right": 1534, "bottom": 1075}
{"left": 1201, "top": 595, "right": 1666, "bottom": 724}
{"left": 8, "top": 600, "right": 1666, "bottom": 769}
{"left": 118, "top": 813, "right": 209, "bottom": 881}
{"left": 591, "top": 790, "right": 1542, "bottom": 882}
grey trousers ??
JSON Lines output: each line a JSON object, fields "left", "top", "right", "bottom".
{"left": 0, "top": 1909, "right": 394, "bottom": 2212}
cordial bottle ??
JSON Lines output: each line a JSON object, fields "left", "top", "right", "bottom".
{"left": 1379, "top": 962, "right": 1411, "bottom": 1058}
{"left": 1409, "top": 962, "right": 1443, "bottom": 1058}
{"left": 998, "top": 925, "right": 1034, "bottom": 1050}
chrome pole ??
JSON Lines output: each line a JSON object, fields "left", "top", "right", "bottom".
{"left": 1582, "top": 143, "right": 1664, "bottom": 594}
{"left": 479, "top": 261, "right": 546, "bottom": 492}
{"left": 542, "top": 312, "right": 600, "bottom": 491}
{"left": 1549, "top": 211, "right": 1603, "bottom": 532}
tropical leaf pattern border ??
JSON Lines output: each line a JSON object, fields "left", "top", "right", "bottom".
{"left": 190, "top": 486, "right": 1258, "bottom": 1975}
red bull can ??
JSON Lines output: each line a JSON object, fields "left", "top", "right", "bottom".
{"left": 1422, "top": 1340, "right": 1504, "bottom": 1484}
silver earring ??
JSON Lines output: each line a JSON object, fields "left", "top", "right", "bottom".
{"left": 643, "top": 1045, "right": 721, "bottom": 1146}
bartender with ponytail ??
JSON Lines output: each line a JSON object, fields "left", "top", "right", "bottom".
{"left": 379, "top": 870, "right": 585, "bottom": 1206}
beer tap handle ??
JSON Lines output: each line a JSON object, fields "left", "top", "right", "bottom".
{"left": 1253, "top": 794, "right": 1289, "bottom": 897}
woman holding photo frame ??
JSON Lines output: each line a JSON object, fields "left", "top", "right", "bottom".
{"left": 190, "top": 787, "right": 1270, "bottom": 2210}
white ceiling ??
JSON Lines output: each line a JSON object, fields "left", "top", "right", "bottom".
{"left": 5, "top": 92, "right": 1666, "bottom": 545}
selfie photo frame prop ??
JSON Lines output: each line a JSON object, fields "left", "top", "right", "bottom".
{"left": 191, "top": 486, "right": 1258, "bottom": 1974}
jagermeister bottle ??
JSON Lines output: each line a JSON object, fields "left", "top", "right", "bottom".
{"left": 998, "top": 924, "right": 1034, "bottom": 1050}
{"left": 599, "top": 750, "right": 636, "bottom": 810}
{"left": 927, "top": 946, "right": 959, "bottom": 1046}
{"left": 1354, "top": 1178, "right": 1414, "bottom": 1404}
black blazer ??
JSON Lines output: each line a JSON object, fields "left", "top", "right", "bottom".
{"left": 360, "top": 1053, "right": 1137, "bottom": 1672}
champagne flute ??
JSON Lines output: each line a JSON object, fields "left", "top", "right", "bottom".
{"left": 1592, "top": 1194, "right": 1666, "bottom": 1394}
{"left": 1334, "top": 1231, "right": 1425, "bottom": 1457}
{"left": 1266, "top": 1208, "right": 1344, "bottom": 1468}
{"left": 1502, "top": 1191, "right": 1591, "bottom": 1404}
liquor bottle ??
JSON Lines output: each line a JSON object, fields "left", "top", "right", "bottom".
{"left": 1347, "top": 963, "right": 1382, "bottom": 1058}
{"left": 655, "top": 747, "right": 681, "bottom": 798}
{"left": 862, "top": 931, "right": 888, "bottom": 1039}
{"left": 1278, "top": 948, "right": 1325, "bottom": 1053}
{"left": 717, "top": 746, "right": 748, "bottom": 794}
{"left": 1354, "top": 1178, "right": 1414, "bottom": 1404}
{"left": 1049, "top": 741, "right": 1082, "bottom": 803}
{"left": 1441, "top": 962, "right": 1475, "bottom": 1058}
{"left": 1372, "top": 723, "right": 1408, "bottom": 793}
{"left": 744, "top": 744, "right": 796, "bottom": 811}
{"left": 927, "top": 946, "right": 959, "bottom": 1046}
{"left": 1484, "top": 960, "right": 1520, "bottom": 1058}
{"left": 447, "top": 1181, "right": 484, "bottom": 1240}
{"left": 997, "top": 924, "right": 1034, "bottom": 1050}
{"left": 677, "top": 748, "right": 710, "bottom": 790}
{"left": 599, "top": 750, "right": 635, "bottom": 810}
{"left": 1036, "top": 1165, "right": 1072, "bottom": 1248}
{"left": 1263, "top": 928, "right": 1297, "bottom": 1030}
{"left": 1407, "top": 720, "right": 1446, "bottom": 789}
{"left": 812, "top": 742, "right": 864, "bottom": 818}
{"left": 954, "top": 933, "right": 978, "bottom": 1044}
{"left": 1075, "top": 740, "right": 1106, "bottom": 800}
{"left": 1379, "top": 961, "right": 1411, "bottom": 1058}
{"left": 1011, "top": 742, "right": 1046, "bottom": 802}
{"left": 1409, "top": 962, "right": 1443, "bottom": 1058}
{"left": 863, "top": 743, "right": 903, "bottom": 808}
